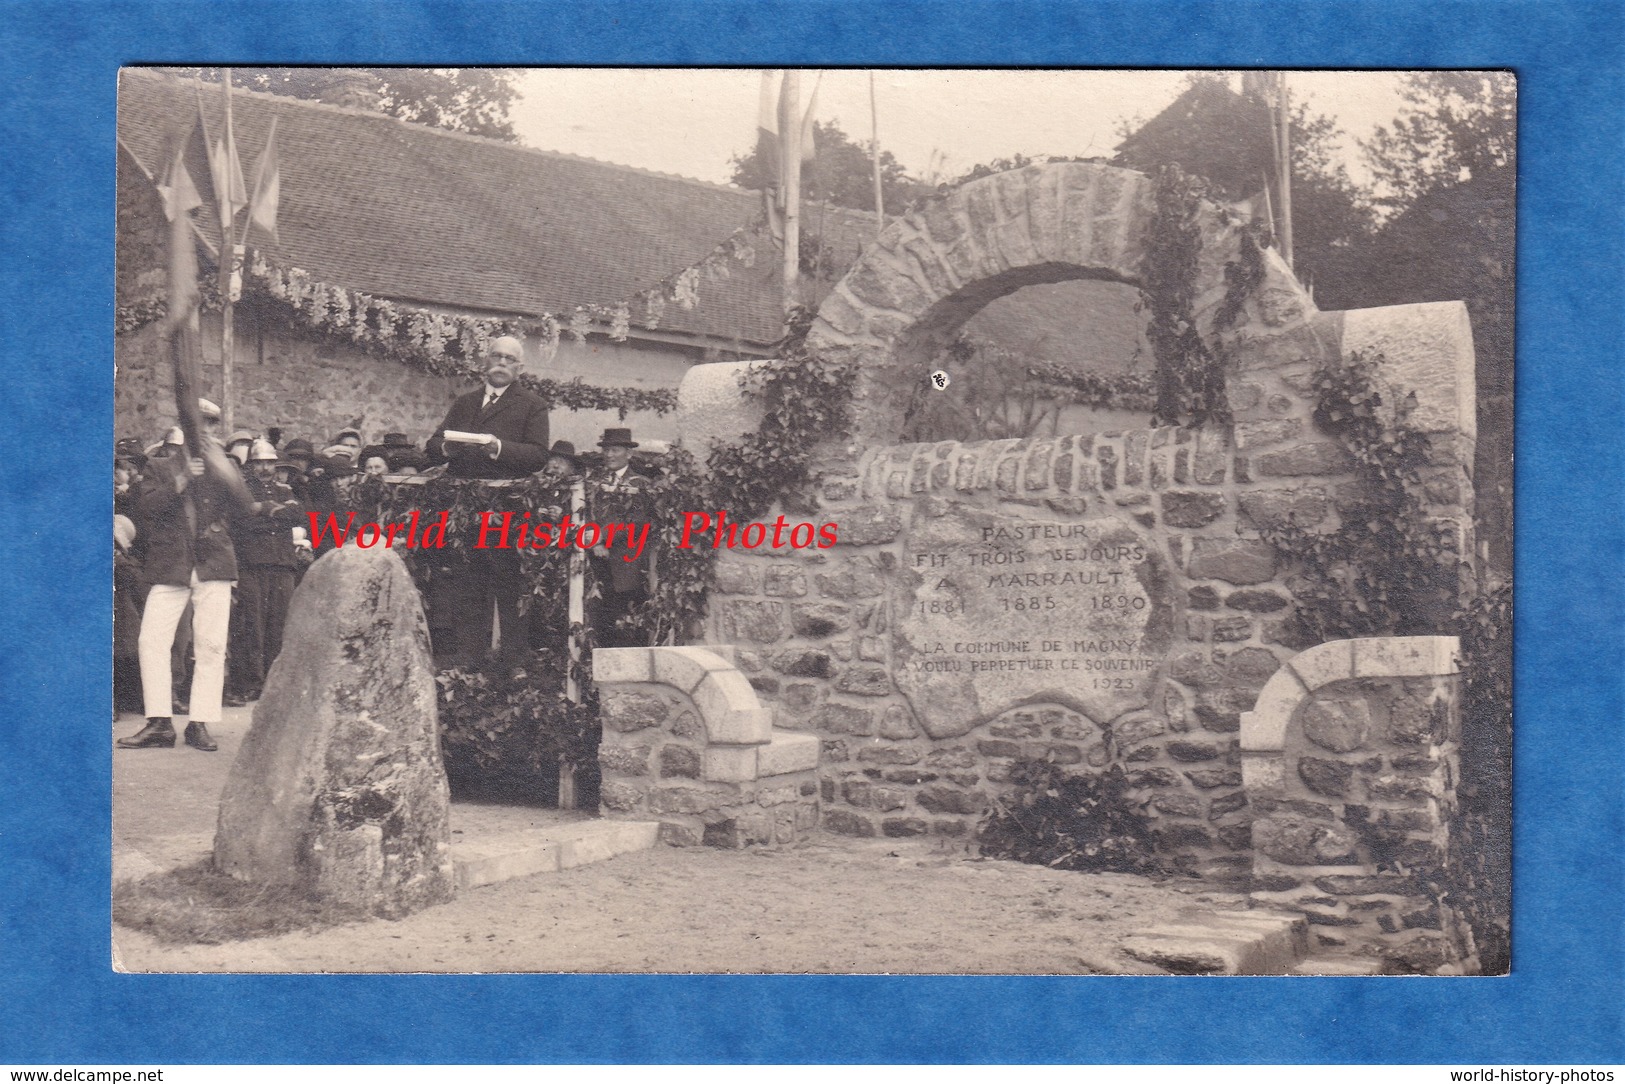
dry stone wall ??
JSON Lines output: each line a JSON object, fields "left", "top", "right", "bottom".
{"left": 709, "top": 417, "right": 1382, "bottom": 878}
{"left": 114, "top": 308, "right": 690, "bottom": 452}
{"left": 1242, "top": 637, "right": 1473, "bottom": 973}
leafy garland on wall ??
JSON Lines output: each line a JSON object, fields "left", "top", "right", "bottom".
{"left": 1260, "top": 349, "right": 1464, "bottom": 640}
{"left": 115, "top": 244, "right": 811, "bottom": 418}
{"left": 1023, "top": 362, "right": 1158, "bottom": 413}
{"left": 1138, "top": 164, "right": 1268, "bottom": 429}
{"left": 243, "top": 255, "right": 677, "bottom": 416}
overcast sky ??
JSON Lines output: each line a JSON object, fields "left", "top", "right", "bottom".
{"left": 508, "top": 69, "right": 1410, "bottom": 188}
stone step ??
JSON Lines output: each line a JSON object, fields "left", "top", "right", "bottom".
{"left": 453, "top": 819, "right": 660, "bottom": 889}
{"left": 1121, "top": 908, "right": 1310, "bottom": 975}
{"left": 758, "top": 730, "right": 820, "bottom": 778}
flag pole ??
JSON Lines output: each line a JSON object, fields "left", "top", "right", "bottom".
{"left": 869, "top": 72, "right": 886, "bottom": 239}
{"left": 218, "top": 68, "right": 239, "bottom": 435}
{"left": 165, "top": 130, "right": 250, "bottom": 508}
{"left": 781, "top": 70, "right": 801, "bottom": 313}
{"left": 1276, "top": 71, "right": 1294, "bottom": 271}
{"left": 561, "top": 476, "right": 586, "bottom": 809}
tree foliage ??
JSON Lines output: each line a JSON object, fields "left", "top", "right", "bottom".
{"left": 172, "top": 67, "right": 520, "bottom": 142}
{"left": 1353, "top": 72, "right": 1516, "bottom": 578}
{"left": 1362, "top": 72, "right": 1516, "bottom": 213}
{"left": 729, "top": 119, "right": 926, "bottom": 215}
{"left": 1112, "top": 73, "right": 1375, "bottom": 308}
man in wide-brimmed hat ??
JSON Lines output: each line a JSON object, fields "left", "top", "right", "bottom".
{"left": 423, "top": 334, "right": 552, "bottom": 671}
{"left": 118, "top": 398, "right": 253, "bottom": 753}
{"left": 540, "top": 439, "right": 581, "bottom": 484}
{"left": 586, "top": 427, "right": 654, "bottom": 648}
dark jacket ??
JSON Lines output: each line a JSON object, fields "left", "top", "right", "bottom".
{"left": 424, "top": 384, "right": 550, "bottom": 479}
{"left": 136, "top": 454, "right": 253, "bottom": 586}
{"left": 232, "top": 474, "right": 303, "bottom": 567}
{"left": 586, "top": 466, "right": 654, "bottom": 595}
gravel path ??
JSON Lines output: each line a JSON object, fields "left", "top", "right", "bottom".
{"left": 113, "top": 707, "right": 1245, "bottom": 974}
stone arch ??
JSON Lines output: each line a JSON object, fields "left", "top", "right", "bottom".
{"left": 805, "top": 161, "right": 1315, "bottom": 444}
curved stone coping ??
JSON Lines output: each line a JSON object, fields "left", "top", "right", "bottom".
{"left": 674, "top": 360, "right": 766, "bottom": 455}
{"left": 594, "top": 646, "right": 819, "bottom": 787}
{"left": 1240, "top": 636, "right": 1460, "bottom": 753}
{"left": 1324, "top": 301, "right": 1476, "bottom": 442}
{"left": 594, "top": 646, "right": 773, "bottom": 747}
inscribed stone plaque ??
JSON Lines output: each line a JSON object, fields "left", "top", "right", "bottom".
{"left": 894, "top": 505, "right": 1174, "bottom": 738}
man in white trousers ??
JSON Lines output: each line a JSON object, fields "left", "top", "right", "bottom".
{"left": 118, "top": 399, "right": 253, "bottom": 752}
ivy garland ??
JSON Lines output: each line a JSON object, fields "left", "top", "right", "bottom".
{"left": 1023, "top": 361, "right": 1158, "bottom": 413}
{"left": 342, "top": 474, "right": 595, "bottom": 794}
{"left": 705, "top": 305, "right": 858, "bottom": 520}
{"left": 1261, "top": 349, "right": 1464, "bottom": 640}
{"left": 1140, "top": 166, "right": 1231, "bottom": 428}
{"left": 619, "top": 445, "right": 720, "bottom": 646}
{"left": 1263, "top": 349, "right": 1509, "bottom": 969}
{"left": 1136, "top": 165, "right": 1283, "bottom": 430}
{"left": 117, "top": 256, "right": 678, "bottom": 420}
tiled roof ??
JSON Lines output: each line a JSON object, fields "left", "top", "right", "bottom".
{"left": 117, "top": 68, "right": 829, "bottom": 346}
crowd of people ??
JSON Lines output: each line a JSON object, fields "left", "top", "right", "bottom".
{"left": 114, "top": 335, "right": 656, "bottom": 752}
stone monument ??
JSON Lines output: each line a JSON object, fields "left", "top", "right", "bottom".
{"left": 679, "top": 160, "right": 1478, "bottom": 875}
{"left": 214, "top": 545, "right": 455, "bottom": 916}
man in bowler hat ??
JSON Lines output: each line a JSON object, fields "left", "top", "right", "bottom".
{"left": 586, "top": 428, "right": 654, "bottom": 648}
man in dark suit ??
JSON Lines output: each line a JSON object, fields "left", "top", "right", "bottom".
{"left": 424, "top": 335, "right": 551, "bottom": 672}
{"left": 586, "top": 428, "right": 654, "bottom": 648}
{"left": 425, "top": 335, "right": 550, "bottom": 479}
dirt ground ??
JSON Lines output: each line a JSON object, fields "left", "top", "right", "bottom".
{"left": 113, "top": 707, "right": 1247, "bottom": 975}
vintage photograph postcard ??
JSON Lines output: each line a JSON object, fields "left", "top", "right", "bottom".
{"left": 110, "top": 66, "right": 1512, "bottom": 977}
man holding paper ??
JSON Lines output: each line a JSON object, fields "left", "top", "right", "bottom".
{"left": 424, "top": 335, "right": 550, "bottom": 479}
{"left": 424, "top": 335, "right": 550, "bottom": 672}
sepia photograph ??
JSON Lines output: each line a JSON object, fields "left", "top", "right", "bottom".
{"left": 110, "top": 66, "right": 1514, "bottom": 977}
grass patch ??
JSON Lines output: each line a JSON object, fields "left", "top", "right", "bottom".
{"left": 113, "top": 859, "right": 376, "bottom": 944}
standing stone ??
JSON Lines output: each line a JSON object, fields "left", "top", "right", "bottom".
{"left": 214, "top": 545, "right": 454, "bottom": 916}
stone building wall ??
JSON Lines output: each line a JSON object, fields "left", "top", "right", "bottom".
{"left": 114, "top": 307, "right": 697, "bottom": 452}
{"left": 114, "top": 312, "right": 461, "bottom": 447}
